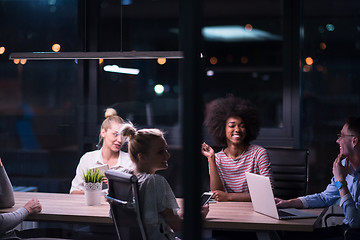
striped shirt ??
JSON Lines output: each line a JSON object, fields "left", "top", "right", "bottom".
{"left": 215, "top": 144, "right": 273, "bottom": 193}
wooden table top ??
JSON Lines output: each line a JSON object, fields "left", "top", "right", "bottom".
{"left": 0, "top": 192, "right": 326, "bottom": 232}
{"left": 203, "top": 201, "right": 326, "bottom": 232}
{"left": 0, "top": 192, "right": 113, "bottom": 224}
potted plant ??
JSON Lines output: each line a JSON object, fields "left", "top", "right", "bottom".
{"left": 82, "top": 168, "right": 105, "bottom": 206}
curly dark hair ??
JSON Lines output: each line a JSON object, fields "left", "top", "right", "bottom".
{"left": 204, "top": 96, "right": 261, "bottom": 146}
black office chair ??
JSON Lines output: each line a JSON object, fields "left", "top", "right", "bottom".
{"left": 324, "top": 211, "right": 360, "bottom": 240}
{"left": 266, "top": 147, "right": 309, "bottom": 200}
{"left": 105, "top": 170, "right": 147, "bottom": 240}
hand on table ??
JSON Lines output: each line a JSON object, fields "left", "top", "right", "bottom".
{"left": 24, "top": 198, "right": 42, "bottom": 215}
{"left": 275, "top": 198, "right": 303, "bottom": 209}
{"left": 212, "top": 190, "right": 229, "bottom": 202}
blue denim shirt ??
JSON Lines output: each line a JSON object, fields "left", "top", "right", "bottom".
{"left": 299, "top": 160, "right": 360, "bottom": 228}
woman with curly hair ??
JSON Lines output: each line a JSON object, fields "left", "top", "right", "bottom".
{"left": 201, "top": 96, "right": 273, "bottom": 202}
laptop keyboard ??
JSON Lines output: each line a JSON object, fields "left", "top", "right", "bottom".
{"left": 278, "top": 210, "right": 296, "bottom": 217}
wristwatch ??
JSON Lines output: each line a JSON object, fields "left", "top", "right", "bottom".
{"left": 335, "top": 180, "right": 347, "bottom": 189}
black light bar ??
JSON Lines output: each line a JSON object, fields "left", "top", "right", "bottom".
{"left": 9, "top": 51, "right": 184, "bottom": 60}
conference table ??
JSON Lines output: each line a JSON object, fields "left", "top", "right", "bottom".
{"left": 1, "top": 192, "right": 327, "bottom": 239}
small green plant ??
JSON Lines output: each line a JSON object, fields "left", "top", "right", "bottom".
{"left": 82, "top": 169, "right": 104, "bottom": 183}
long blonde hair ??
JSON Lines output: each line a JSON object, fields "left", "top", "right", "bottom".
{"left": 121, "top": 122, "right": 164, "bottom": 164}
{"left": 97, "top": 108, "right": 124, "bottom": 148}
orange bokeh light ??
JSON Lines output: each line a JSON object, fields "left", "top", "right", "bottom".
{"left": 241, "top": 56, "right": 248, "bottom": 64}
{"left": 13, "top": 59, "right": 20, "bottom": 64}
{"left": 0, "top": 47, "right": 5, "bottom": 54}
{"left": 245, "top": 24, "right": 253, "bottom": 31}
{"left": 52, "top": 44, "right": 61, "bottom": 52}
{"left": 157, "top": 58, "right": 166, "bottom": 65}
{"left": 305, "top": 57, "right": 313, "bottom": 65}
{"left": 210, "top": 57, "right": 218, "bottom": 65}
{"left": 99, "top": 58, "right": 104, "bottom": 65}
{"left": 320, "top": 42, "right": 327, "bottom": 50}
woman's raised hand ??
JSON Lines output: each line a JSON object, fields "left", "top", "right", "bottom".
{"left": 201, "top": 142, "right": 215, "bottom": 159}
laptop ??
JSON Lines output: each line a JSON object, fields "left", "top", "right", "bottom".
{"left": 245, "top": 172, "right": 318, "bottom": 220}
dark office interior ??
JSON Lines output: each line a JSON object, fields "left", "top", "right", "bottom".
{"left": 0, "top": 0, "right": 359, "bottom": 238}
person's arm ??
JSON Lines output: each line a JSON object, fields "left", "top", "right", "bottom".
{"left": 161, "top": 208, "right": 182, "bottom": 232}
{"left": 333, "top": 155, "right": 360, "bottom": 228}
{"left": 166, "top": 204, "right": 210, "bottom": 232}
{"left": 0, "top": 199, "right": 41, "bottom": 234}
{"left": 201, "top": 143, "right": 224, "bottom": 191}
{"left": 275, "top": 197, "right": 304, "bottom": 209}
{"left": 70, "top": 155, "right": 89, "bottom": 194}
{"left": 212, "top": 190, "right": 251, "bottom": 202}
{"left": 0, "top": 208, "right": 29, "bottom": 233}
{"left": 0, "top": 158, "right": 15, "bottom": 208}
{"left": 257, "top": 148, "right": 273, "bottom": 185}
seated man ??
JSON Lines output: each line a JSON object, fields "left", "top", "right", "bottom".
{"left": 276, "top": 116, "right": 360, "bottom": 240}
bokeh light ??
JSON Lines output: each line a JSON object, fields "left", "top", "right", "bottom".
{"left": 154, "top": 84, "right": 164, "bottom": 95}
{"left": 0, "top": 47, "right": 5, "bottom": 54}
{"left": 305, "top": 57, "right": 313, "bottom": 65}
{"left": 157, "top": 58, "right": 166, "bottom": 65}
{"left": 206, "top": 70, "right": 214, "bottom": 76}
{"left": 241, "top": 56, "right": 248, "bottom": 64}
{"left": 52, "top": 43, "right": 61, "bottom": 52}
{"left": 245, "top": 24, "right": 253, "bottom": 31}
{"left": 326, "top": 24, "right": 335, "bottom": 32}
{"left": 303, "top": 65, "right": 311, "bottom": 72}
{"left": 210, "top": 57, "right": 218, "bottom": 65}
{"left": 320, "top": 42, "right": 327, "bottom": 50}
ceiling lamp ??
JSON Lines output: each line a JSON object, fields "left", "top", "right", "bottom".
{"left": 9, "top": 51, "right": 183, "bottom": 60}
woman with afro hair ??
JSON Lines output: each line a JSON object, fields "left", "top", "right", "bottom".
{"left": 201, "top": 96, "right": 273, "bottom": 202}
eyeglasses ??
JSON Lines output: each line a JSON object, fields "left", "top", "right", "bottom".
{"left": 337, "top": 133, "right": 357, "bottom": 139}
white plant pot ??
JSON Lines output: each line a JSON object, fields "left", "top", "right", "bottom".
{"left": 84, "top": 182, "right": 102, "bottom": 206}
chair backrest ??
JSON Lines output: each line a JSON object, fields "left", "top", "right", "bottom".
{"left": 105, "top": 170, "right": 147, "bottom": 240}
{"left": 266, "top": 147, "right": 309, "bottom": 200}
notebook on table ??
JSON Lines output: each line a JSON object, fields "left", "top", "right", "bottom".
{"left": 245, "top": 172, "right": 318, "bottom": 220}
{"left": 90, "top": 164, "right": 109, "bottom": 190}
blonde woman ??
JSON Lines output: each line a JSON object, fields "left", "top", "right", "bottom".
{"left": 70, "top": 108, "right": 134, "bottom": 194}
{"left": 121, "top": 123, "right": 209, "bottom": 240}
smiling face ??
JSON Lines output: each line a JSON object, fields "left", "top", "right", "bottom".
{"left": 101, "top": 122, "right": 124, "bottom": 153}
{"left": 225, "top": 116, "right": 246, "bottom": 146}
{"left": 336, "top": 123, "right": 356, "bottom": 157}
{"left": 140, "top": 137, "right": 170, "bottom": 174}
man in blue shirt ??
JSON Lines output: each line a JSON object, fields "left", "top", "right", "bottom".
{"left": 276, "top": 116, "right": 360, "bottom": 239}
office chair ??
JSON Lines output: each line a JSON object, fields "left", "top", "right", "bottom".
{"left": 105, "top": 170, "right": 147, "bottom": 240}
{"left": 266, "top": 147, "right": 309, "bottom": 200}
{"left": 324, "top": 212, "right": 360, "bottom": 240}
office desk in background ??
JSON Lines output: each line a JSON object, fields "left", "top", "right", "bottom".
{"left": 1, "top": 192, "right": 327, "bottom": 238}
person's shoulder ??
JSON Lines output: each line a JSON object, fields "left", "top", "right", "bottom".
{"left": 249, "top": 144, "right": 267, "bottom": 151}
{"left": 79, "top": 150, "right": 101, "bottom": 161}
{"left": 145, "top": 173, "right": 166, "bottom": 181}
{"left": 82, "top": 149, "right": 100, "bottom": 156}
{"left": 215, "top": 149, "right": 226, "bottom": 157}
{"left": 248, "top": 145, "right": 269, "bottom": 157}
